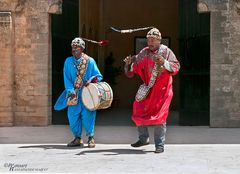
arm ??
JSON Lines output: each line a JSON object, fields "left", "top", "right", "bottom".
{"left": 164, "top": 49, "right": 180, "bottom": 75}
{"left": 84, "top": 58, "right": 103, "bottom": 86}
{"left": 154, "top": 48, "right": 180, "bottom": 75}
{"left": 63, "top": 59, "right": 75, "bottom": 95}
{"left": 124, "top": 48, "right": 148, "bottom": 78}
{"left": 63, "top": 58, "right": 78, "bottom": 105}
{"left": 123, "top": 55, "right": 135, "bottom": 78}
{"left": 91, "top": 58, "right": 103, "bottom": 82}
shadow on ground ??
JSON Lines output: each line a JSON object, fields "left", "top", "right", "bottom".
{"left": 18, "top": 145, "right": 154, "bottom": 155}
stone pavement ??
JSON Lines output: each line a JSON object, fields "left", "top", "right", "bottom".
{"left": 0, "top": 125, "right": 240, "bottom": 174}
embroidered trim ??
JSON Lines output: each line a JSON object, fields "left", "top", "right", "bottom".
{"left": 135, "top": 46, "right": 166, "bottom": 102}
{"left": 135, "top": 63, "right": 159, "bottom": 102}
{"left": 74, "top": 54, "right": 88, "bottom": 89}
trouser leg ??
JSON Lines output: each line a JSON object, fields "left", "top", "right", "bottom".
{"left": 137, "top": 125, "right": 150, "bottom": 143}
{"left": 67, "top": 110, "right": 82, "bottom": 138}
{"left": 82, "top": 108, "right": 96, "bottom": 137}
{"left": 154, "top": 123, "right": 166, "bottom": 148}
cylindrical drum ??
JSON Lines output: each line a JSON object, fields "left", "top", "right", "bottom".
{"left": 82, "top": 82, "right": 113, "bottom": 111}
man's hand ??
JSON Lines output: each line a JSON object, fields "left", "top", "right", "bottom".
{"left": 154, "top": 55, "right": 165, "bottom": 65}
{"left": 84, "top": 80, "right": 91, "bottom": 87}
{"left": 123, "top": 55, "right": 132, "bottom": 65}
{"left": 68, "top": 93, "right": 76, "bottom": 99}
{"left": 91, "top": 76, "right": 98, "bottom": 83}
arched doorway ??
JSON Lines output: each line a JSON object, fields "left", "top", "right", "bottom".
{"left": 51, "top": 0, "right": 210, "bottom": 126}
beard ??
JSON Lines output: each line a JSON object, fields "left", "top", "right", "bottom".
{"left": 149, "top": 45, "right": 159, "bottom": 52}
{"left": 72, "top": 51, "right": 82, "bottom": 59}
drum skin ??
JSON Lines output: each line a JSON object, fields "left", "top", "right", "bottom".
{"left": 82, "top": 82, "right": 113, "bottom": 111}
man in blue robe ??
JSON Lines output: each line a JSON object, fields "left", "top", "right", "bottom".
{"left": 54, "top": 37, "right": 103, "bottom": 148}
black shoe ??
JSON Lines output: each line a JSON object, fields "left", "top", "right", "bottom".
{"left": 131, "top": 140, "right": 149, "bottom": 147}
{"left": 67, "top": 137, "right": 84, "bottom": 147}
{"left": 155, "top": 147, "right": 164, "bottom": 153}
{"left": 88, "top": 136, "right": 95, "bottom": 148}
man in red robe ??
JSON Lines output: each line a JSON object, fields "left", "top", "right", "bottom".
{"left": 124, "top": 28, "right": 180, "bottom": 153}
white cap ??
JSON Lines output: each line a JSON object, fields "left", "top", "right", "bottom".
{"left": 71, "top": 37, "right": 85, "bottom": 49}
{"left": 146, "top": 28, "right": 161, "bottom": 40}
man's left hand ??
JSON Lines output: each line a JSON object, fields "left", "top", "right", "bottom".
{"left": 84, "top": 80, "right": 91, "bottom": 87}
{"left": 154, "top": 55, "right": 165, "bottom": 65}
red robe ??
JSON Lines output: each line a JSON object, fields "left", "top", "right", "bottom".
{"left": 126, "top": 45, "right": 180, "bottom": 126}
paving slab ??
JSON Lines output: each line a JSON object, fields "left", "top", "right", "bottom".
{"left": 0, "top": 144, "right": 240, "bottom": 174}
{"left": 1, "top": 126, "right": 240, "bottom": 173}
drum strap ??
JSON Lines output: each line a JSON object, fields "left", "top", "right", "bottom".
{"left": 67, "top": 54, "right": 89, "bottom": 106}
{"left": 135, "top": 47, "right": 165, "bottom": 102}
{"left": 74, "top": 53, "right": 89, "bottom": 90}
{"left": 135, "top": 63, "right": 160, "bottom": 102}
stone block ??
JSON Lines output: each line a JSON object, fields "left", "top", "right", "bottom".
{"left": 0, "top": 113, "right": 13, "bottom": 126}
{"left": 15, "top": 116, "right": 48, "bottom": 126}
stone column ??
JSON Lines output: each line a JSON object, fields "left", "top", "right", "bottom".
{"left": 198, "top": 0, "right": 240, "bottom": 127}
{"left": 0, "top": 12, "right": 14, "bottom": 126}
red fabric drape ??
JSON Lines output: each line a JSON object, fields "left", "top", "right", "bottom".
{"left": 131, "top": 46, "right": 179, "bottom": 126}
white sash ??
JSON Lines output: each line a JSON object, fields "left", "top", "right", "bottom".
{"left": 135, "top": 46, "right": 165, "bottom": 102}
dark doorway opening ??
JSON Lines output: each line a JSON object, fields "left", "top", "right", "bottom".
{"left": 179, "top": 0, "right": 210, "bottom": 125}
{"left": 52, "top": 0, "right": 79, "bottom": 124}
{"left": 51, "top": 0, "right": 210, "bottom": 126}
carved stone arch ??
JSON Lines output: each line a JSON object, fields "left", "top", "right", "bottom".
{"left": 233, "top": 0, "right": 240, "bottom": 15}
{"left": 198, "top": 2, "right": 209, "bottom": 13}
{"left": 48, "top": 0, "right": 62, "bottom": 14}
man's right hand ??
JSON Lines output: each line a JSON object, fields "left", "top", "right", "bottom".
{"left": 123, "top": 55, "right": 132, "bottom": 65}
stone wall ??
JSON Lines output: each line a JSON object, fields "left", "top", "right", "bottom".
{"left": 0, "top": 12, "right": 14, "bottom": 126}
{"left": 0, "top": 0, "right": 62, "bottom": 126}
{"left": 198, "top": 0, "right": 240, "bottom": 127}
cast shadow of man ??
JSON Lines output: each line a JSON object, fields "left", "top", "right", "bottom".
{"left": 18, "top": 145, "right": 81, "bottom": 150}
{"left": 18, "top": 145, "right": 153, "bottom": 154}
{"left": 76, "top": 148, "right": 150, "bottom": 156}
